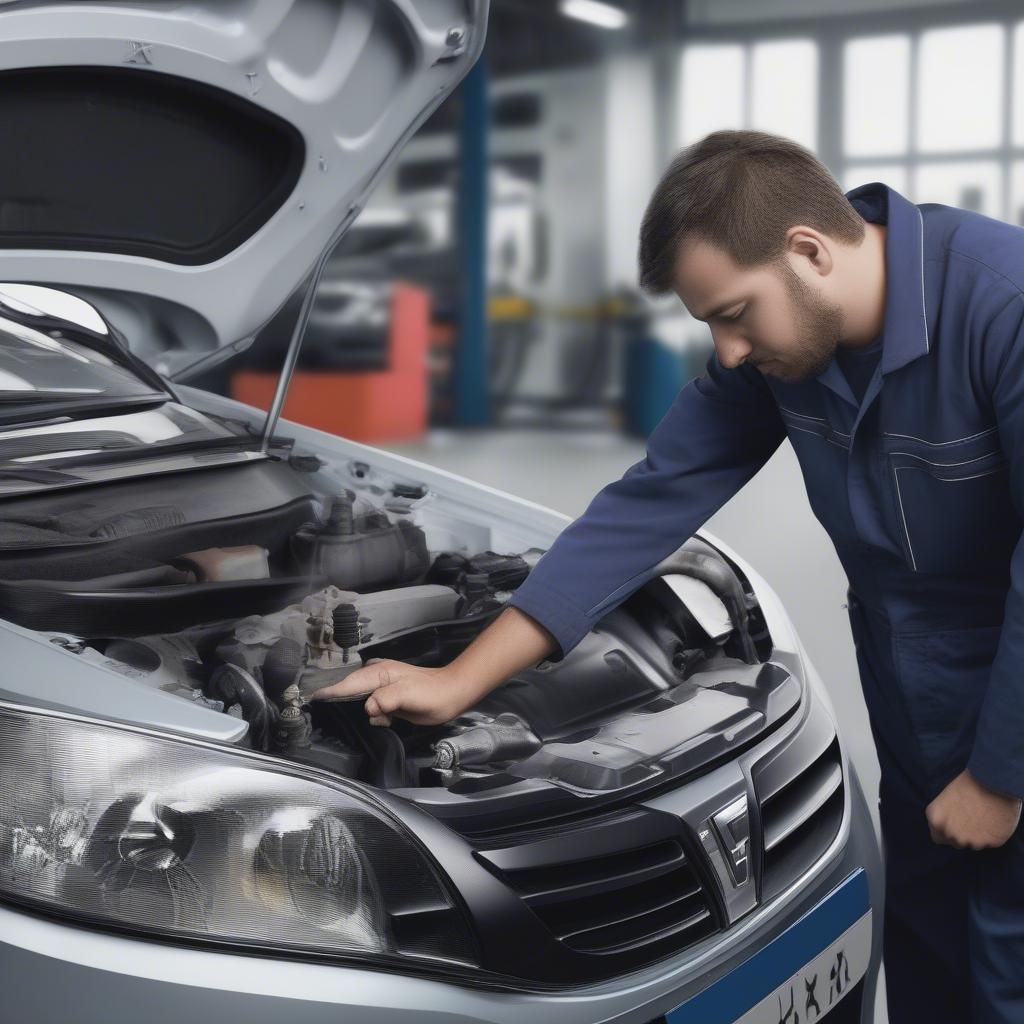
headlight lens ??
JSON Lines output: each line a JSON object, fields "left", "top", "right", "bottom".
{"left": 0, "top": 702, "right": 476, "bottom": 971}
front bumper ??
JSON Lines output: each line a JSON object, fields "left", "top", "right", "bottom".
{"left": 0, "top": 772, "right": 881, "bottom": 1024}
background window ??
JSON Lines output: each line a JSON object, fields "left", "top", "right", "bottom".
{"left": 1013, "top": 23, "right": 1024, "bottom": 147}
{"left": 750, "top": 39, "right": 818, "bottom": 149}
{"left": 682, "top": 19, "right": 1024, "bottom": 223}
{"left": 843, "top": 35, "right": 910, "bottom": 158}
{"left": 917, "top": 24, "right": 1004, "bottom": 153}
{"left": 679, "top": 45, "right": 745, "bottom": 145}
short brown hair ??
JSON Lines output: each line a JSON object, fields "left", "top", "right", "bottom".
{"left": 638, "top": 130, "right": 865, "bottom": 295}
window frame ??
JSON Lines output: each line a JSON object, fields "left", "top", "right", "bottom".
{"left": 673, "top": 1, "right": 1024, "bottom": 224}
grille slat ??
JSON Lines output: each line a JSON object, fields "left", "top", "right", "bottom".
{"left": 542, "top": 869, "right": 705, "bottom": 937}
{"left": 763, "top": 760, "right": 843, "bottom": 852}
{"left": 512, "top": 839, "right": 688, "bottom": 905}
{"left": 755, "top": 733, "right": 844, "bottom": 900}
{"left": 479, "top": 817, "right": 719, "bottom": 964}
{"left": 569, "top": 904, "right": 714, "bottom": 955}
{"left": 562, "top": 889, "right": 709, "bottom": 946}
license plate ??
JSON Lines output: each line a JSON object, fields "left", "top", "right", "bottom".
{"left": 724, "top": 912, "right": 871, "bottom": 1022}
{"left": 661, "top": 870, "right": 872, "bottom": 1024}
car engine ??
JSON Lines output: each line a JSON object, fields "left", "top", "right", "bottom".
{"left": 0, "top": 445, "right": 798, "bottom": 821}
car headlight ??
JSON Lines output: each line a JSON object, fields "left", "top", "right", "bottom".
{"left": 0, "top": 702, "right": 476, "bottom": 974}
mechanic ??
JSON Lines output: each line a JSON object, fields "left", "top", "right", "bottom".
{"left": 313, "top": 129, "right": 1024, "bottom": 1022}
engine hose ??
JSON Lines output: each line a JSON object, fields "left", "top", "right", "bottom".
{"left": 657, "top": 538, "right": 759, "bottom": 664}
{"left": 433, "top": 713, "right": 542, "bottom": 770}
{"left": 261, "top": 637, "right": 303, "bottom": 703}
{"left": 205, "top": 664, "right": 275, "bottom": 751}
{"left": 323, "top": 701, "right": 409, "bottom": 788}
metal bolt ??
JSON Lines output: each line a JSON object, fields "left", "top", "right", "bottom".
{"left": 446, "top": 27, "right": 464, "bottom": 47}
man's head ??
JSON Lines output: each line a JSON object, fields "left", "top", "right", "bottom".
{"left": 638, "top": 130, "right": 871, "bottom": 383}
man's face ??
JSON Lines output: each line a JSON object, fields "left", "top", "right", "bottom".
{"left": 673, "top": 238, "right": 844, "bottom": 383}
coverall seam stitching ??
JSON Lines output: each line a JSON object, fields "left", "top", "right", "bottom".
{"left": 892, "top": 466, "right": 918, "bottom": 571}
{"left": 778, "top": 406, "right": 852, "bottom": 438}
{"left": 889, "top": 449, "right": 1002, "bottom": 469}
{"left": 916, "top": 207, "right": 930, "bottom": 353}
{"left": 777, "top": 405, "right": 826, "bottom": 422}
{"left": 944, "top": 246, "right": 1024, "bottom": 304}
{"left": 942, "top": 251, "right": 1024, "bottom": 385}
{"left": 896, "top": 463, "right": 1005, "bottom": 482}
{"left": 780, "top": 422, "right": 850, "bottom": 452}
{"left": 881, "top": 426, "right": 997, "bottom": 446}
{"left": 783, "top": 421, "right": 848, "bottom": 448}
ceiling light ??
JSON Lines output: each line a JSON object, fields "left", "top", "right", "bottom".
{"left": 558, "top": 0, "right": 629, "bottom": 31}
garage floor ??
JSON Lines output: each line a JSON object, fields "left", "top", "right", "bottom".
{"left": 392, "top": 427, "right": 888, "bottom": 1021}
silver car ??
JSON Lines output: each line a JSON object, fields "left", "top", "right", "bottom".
{"left": 0, "top": 3, "right": 882, "bottom": 1022}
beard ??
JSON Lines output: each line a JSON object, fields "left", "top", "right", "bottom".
{"left": 762, "top": 260, "right": 844, "bottom": 383}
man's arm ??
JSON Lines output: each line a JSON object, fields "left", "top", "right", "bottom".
{"left": 506, "top": 353, "right": 785, "bottom": 660}
{"left": 312, "top": 351, "right": 786, "bottom": 721}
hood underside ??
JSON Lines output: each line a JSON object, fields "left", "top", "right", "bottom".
{"left": 0, "top": 0, "right": 486, "bottom": 387}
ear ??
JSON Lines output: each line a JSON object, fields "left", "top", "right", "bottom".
{"left": 785, "top": 225, "right": 834, "bottom": 277}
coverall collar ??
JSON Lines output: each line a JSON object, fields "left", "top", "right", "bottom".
{"left": 814, "top": 181, "right": 931, "bottom": 403}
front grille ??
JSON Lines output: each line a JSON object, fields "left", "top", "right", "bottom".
{"left": 478, "top": 810, "right": 719, "bottom": 965}
{"left": 754, "top": 733, "right": 844, "bottom": 900}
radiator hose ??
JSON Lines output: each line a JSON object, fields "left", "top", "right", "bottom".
{"left": 433, "top": 713, "right": 542, "bottom": 770}
{"left": 657, "top": 537, "right": 759, "bottom": 664}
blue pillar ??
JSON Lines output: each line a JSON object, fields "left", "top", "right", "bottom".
{"left": 454, "top": 56, "right": 489, "bottom": 426}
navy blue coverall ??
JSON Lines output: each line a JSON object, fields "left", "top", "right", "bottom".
{"left": 508, "top": 182, "right": 1024, "bottom": 1022}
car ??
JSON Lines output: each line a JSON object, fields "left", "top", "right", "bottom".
{"left": 0, "top": 3, "right": 883, "bottom": 1022}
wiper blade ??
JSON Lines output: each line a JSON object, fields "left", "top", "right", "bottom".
{"left": 24, "top": 432, "right": 264, "bottom": 470}
{"left": 0, "top": 394, "right": 167, "bottom": 425}
{"left": 0, "top": 466, "right": 80, "bottom": 482}
{"left": 0, "top": 389, "right": 107, "bottom": 402}
{"left": 0, "top": 296, "right": 177, "bottom": 400}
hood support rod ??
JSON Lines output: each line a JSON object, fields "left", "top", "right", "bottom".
{"left": 259, "top": 205, "right": 361, "bottom": 452}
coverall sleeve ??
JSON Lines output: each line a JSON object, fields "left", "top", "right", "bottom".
{"left": 967, "top": 294, "right": 1024, "bottom": 800}
{"left": 506, "top": 351, "right": 786, "bottom": 660}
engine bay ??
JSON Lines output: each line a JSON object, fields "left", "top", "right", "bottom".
{"left": 0, "top": 442, "right": 799, "bottom": 821}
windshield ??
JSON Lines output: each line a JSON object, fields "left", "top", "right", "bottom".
{"left": 0, "top": 314, "right": 160, "bottom": 401}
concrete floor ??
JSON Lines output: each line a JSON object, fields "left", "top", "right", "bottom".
{"left": 392, "top": 426, "right": 887, "bottom": 1020}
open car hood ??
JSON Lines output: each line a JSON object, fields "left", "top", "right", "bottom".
{"left": 0, "top": 0, "right": 486, "bottom": 390}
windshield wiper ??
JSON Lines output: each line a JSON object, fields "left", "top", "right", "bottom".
{"left": 0, "top": 394, "right": 168, "bottom": 425}
{"left": 0, "top": 297, "right": 178, "bottom": 400}
{"left": 18, "top": 432, "right": 266, "bottom": 470}
{"left": 0, "top": 390, "right": 107, "bottom": 402}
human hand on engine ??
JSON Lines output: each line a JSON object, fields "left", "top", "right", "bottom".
{"left": 309, "top": 659, "right": 480, "bottom": 727}
{"left": 309, "top": 607, "right": 557, "bottom": 728}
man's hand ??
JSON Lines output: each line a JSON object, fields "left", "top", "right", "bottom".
{"left": 309, "top": 659, "right": 480, "bottom": 727}
{"left": 310, "top": 606, "right": 557, "bottom": 728}
{"left": 925, "top": 769, "right": 1022, "bottom": 849}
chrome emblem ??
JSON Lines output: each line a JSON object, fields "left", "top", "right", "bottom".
{"left": 711, "top": 794, "right": 751, "bottom": 886}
